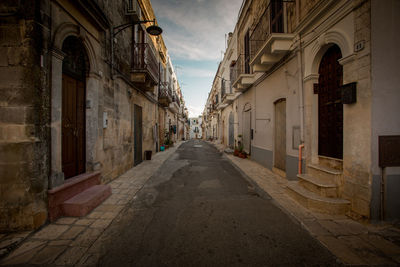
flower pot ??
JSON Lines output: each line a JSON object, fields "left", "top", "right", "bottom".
{"left": 234, "top": 150, "right": 239, "bottom": 156}
{"left": 239, "top": 153, "right": 247, "bottom": 159}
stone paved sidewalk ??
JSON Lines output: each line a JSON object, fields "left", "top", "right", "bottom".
{"left": 0, "top": 141, "right": 184, "bottom": 266}
{"left": 210, "top": 141, "right": 400, "bottom": 266}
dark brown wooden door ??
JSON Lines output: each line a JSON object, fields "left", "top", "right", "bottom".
{"left": 274, "top": 98, "right": 286, "bottom": 171}
{"left": 134, "top": 104, "right": 143, "bottom": 166}
{"left": 62, "top": 74, "right": 86, "bottom": 178}
{"left": 318, "top": 45, "right": 343, "bottom": 159}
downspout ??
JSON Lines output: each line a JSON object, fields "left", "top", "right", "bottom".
{"left": 297, "top": 33, "right": 305, "bottom": 173}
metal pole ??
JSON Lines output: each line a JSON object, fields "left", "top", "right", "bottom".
{"left": 380, "top": 167, "right": 386, "bottom": 220}
{"left": 110, "top": 26, "right": 114, "bottom": 78}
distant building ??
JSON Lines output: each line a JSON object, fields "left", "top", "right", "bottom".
{"left": 189, "top": 117, "right": 202, "bottom": 139}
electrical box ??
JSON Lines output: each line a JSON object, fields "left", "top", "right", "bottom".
{"left": 341, "top": 82, "right": 357, "bottom": 104}
{"left": 103, "top": 112, "right": 108, "bottom": 129}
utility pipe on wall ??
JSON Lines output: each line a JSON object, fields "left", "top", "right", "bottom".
{"left": 298, "top": 144, "right": 304, "bottom": 174}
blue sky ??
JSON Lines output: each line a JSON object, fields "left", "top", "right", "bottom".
{"left": 151, "top": 0, "right": 243, "bottom": 117}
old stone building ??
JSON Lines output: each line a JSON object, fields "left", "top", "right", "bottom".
{"left": 0, "top": 0, "right": 188, "bottom": 231}
{"left": 205, "top": 0, "right": 400, "bottom": 221}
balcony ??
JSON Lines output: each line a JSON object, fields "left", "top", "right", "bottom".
{"left": 169, "top": 93, "right": 180, "bottom": 113}
{"left": 249, "top": 0, "right": 295, "bottom": 73}
{"left": 221, "top": 79, "right": 236, "bottom": 105}
{"left": 131, "top": 42, "right": 159, "bottom": 90}
{"left": 231, "top": 54, "right": 255, "bottom": 93}
{"left": 158, "top": 82, "right": 172, "bottom": 107}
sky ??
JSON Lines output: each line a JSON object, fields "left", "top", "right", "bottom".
{"left": 151, "top": 0, "right": 243, "bottom": 117}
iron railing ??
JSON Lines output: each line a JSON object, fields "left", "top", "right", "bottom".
{"left": 249, "top": 0, "right": 293, "bottom": 62}
{"left": 132, "top": 42, "right": 159, "bottom": 82}
{"left": 230, "top": 54, "right": 247, "bottom": 85}
{"left": 159, "top": 81, "right": 172, "bottom": 103}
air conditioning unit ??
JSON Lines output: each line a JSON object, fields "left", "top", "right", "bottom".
{"left": 126, "top": 0, "right": 141, "bottom": 21}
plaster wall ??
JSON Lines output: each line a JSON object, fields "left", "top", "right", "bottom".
{"left": 370, "top": 0, "right": 400, "bottom": 220}
{"left": 253, "top": 57, "right": 300, "bottom": 159}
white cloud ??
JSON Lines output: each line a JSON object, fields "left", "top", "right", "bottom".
{"left": 181, "top": 67, "right": 215, "bottom": 78}
{"left": 152, "top": 0, "right": 243, "bottom": 61}
{"left": 187, "top": 105, "right": 204, "bottom": 117}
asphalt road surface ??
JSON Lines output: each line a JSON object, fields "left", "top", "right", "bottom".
{"left": 97, "top": 140, "right": 339, "bottom": 266}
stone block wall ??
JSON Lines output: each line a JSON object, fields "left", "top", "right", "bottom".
{"left": 341, "top": 0, "right": 372, "bottom": 218}
{"left": 0, "top": 1, "right": 51, "bottom": 230}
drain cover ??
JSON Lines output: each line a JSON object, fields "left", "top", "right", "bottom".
{"left": 194, "top": 145, "right": 203, "bottom": 148}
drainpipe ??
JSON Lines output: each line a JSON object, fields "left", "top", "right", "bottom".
{"left": 297, "top": 33, "right": 304, "bottom": 144}
{"left": 298, "top": 144, "right": 304, "bottom": 174}
{"left": 296, "top": 33, "right": 305, "bottom": 174}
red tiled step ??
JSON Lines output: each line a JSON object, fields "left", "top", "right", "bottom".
{"left": 48, "top": 171, "right": 101, "bottom": 221}
{"left": 62, "top": 185, "right": 112, "bottom": 217}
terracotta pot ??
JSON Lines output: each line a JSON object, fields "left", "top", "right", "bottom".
{"left": 239, "top": 153, "right": 246, "bottom": 159}
{"left": 234, "top": 150, "right": 239, "bottom": 156}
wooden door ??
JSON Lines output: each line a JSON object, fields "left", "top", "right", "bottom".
{"left": 62, "top": 74, "right": 86, "bottom": 178}
{"left": 229, "top": 112, "right": 234, "bottom": 148}
{"left": 318, "top": 45, "right": 343, "bottom": 159}
{"left": 274, "top": 98, "right": 286, "bottom": 171}
{"left": 243, "top": 110, "right": 251, "bottom": 154}
{"left": 134, "top": 104, "right": 143, "bottom": 166}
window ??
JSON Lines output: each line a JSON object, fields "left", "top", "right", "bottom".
{"left": 271, "top": 0, "right": 284, "bottom": 33}
{"left": 244, "top": 30, "right": 250, "bottom": 74}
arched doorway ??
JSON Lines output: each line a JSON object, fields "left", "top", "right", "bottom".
{"left": 318, "top": 45, "right": 343, "bottom": 159}
{"left": 62, "top": 36, "right": 88, "bottom": 178}
{"left": 229, "top": 112, "right": 234, "bottom": 148}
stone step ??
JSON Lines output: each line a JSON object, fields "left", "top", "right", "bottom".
{"left": 307, "top": 163, "right": 342, "bottom": 184}
{"left": 297, "top": 174, "right": 338, "bottom": 198}
{"left": 48, "top": 171, "right": 101, "bottom": 221}
{"left": 286, "top": 181, "right": 350, "bottom": 215}
{"left": 62, "top": 185, "right": 112, "bottom": 217}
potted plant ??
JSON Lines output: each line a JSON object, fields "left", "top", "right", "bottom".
{"left": 234, "top": 146, "right": 240, "bottom": 156}
{"left": 239, "top": 150, "right": 247, "bottom": 159}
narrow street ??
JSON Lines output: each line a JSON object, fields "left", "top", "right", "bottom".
{"left": 95, "top": 140, "right": 337, "bottom": 266}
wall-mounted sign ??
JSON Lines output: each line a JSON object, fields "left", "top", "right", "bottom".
{"left": 379, "top": 135, "right": 400, "bottom": 168}
{"left": 341, "top": 82, "right": 357, "bottom": 104}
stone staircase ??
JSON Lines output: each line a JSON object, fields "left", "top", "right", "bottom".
{"left": 286, "top": 163, "right": 350, "bottom": 214}
{"left": 48, "top": 171, "right": 112, "bottom": 221}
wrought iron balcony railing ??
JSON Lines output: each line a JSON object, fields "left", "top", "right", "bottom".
{"left": 132, "top": 42, "right": 159, "bottom": 82}
{"left": 158, "top": 82, "right": 172, "bottom": 106}
{"left": 230, "top": 54, "right": 247, "bottom": 85}
{"left": 249, "top": 0, "right": 293, "bottom": 63}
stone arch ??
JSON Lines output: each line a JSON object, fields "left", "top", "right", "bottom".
{"left": 53, "top": 22, "right": 98, "bottom": 73}
{"left": 305, "top": 29, "right": 353, "bottom": 77}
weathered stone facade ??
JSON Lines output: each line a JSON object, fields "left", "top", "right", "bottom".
{"left": 0, "top": 0, "right": 189, "bottom": 231}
